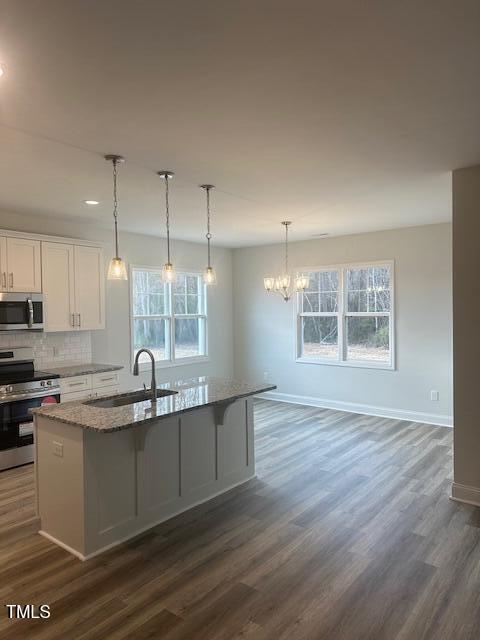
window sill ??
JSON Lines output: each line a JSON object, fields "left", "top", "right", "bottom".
{"left": 295, "top": 356, "right": 395, "bottom": 371}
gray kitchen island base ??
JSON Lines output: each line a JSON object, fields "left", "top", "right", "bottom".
{"left": 35, "top": 397, "right": 255, "bottom": 560}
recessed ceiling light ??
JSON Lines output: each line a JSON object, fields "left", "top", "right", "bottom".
{"left": 311, "top": 232, "right": 329, "bottom": 238}
{"left": 84, "top": 200, "right": 99, "bottom": 205}
{"left": 0, "top": 64, "right": 5, "bottom": 78}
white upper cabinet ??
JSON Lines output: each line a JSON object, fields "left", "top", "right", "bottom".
{"left": 42, "top": 242, "right": 76, "bottom": 332}
{"left": 0, "top": 237, "right": 42, "bottom": 293}
{"left": 42, "top": 242, "right": 105, "bottom": 332}
{"left": 0, "top": 237, "right": 7, "bottom": 292}
{"left": 73, "top": 245, "right": 105, "bottom": 331}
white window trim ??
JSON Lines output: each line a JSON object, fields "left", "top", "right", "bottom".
{"left": 129, "top": 265, "right": 210, "bottom": 372}
{"left": 294, "top": 259, "right": 395, "bottom": 370}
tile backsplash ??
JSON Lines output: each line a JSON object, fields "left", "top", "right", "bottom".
{"left": 0, "top": 332, "right": 92, "bottom": 368}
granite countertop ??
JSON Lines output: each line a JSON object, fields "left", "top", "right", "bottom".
{"left": 32, "top": 377, "right": 276, "bottom": 433}
{"left": 42, "top": 363, "right": 123, "bottom": 379}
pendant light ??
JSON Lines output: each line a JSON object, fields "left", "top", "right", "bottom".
{"left": 105, "top": 154, "right": 127, "bottom": 280}
{"left": 158, "top": 171, "right": 176, "bottom": 283}
{"left": 263, "top": 221, "right": 309, "bottom": 301}
{"left": 200, "top": 184, "right": 217, "bottom": 285}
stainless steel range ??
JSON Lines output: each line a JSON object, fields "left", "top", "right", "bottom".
{"left": 0, "top": 347, "right": 60, "bottom": 471}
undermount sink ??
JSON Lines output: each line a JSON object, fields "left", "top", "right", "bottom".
{"left": 84, "top": 389, "right": 178, "bottom": 408}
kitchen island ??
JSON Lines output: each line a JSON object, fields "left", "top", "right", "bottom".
{"left": 32, "top": 377, "right": 275, "bottom": 560}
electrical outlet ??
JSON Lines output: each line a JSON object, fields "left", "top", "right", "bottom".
{"left": 52, "top": 440, "right": 63, "bottom": 457}
{"left": 263, "top": 371, "right": 269, "bottom": 381}
{"left": 430, "top": 390, "right": 439, "bottom": 402}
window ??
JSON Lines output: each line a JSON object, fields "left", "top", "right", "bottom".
{"left": 296, "top": 262, "right": 394, "bottom": 368}
{"left": 131, "top": 268, "right": 207, "bottom": 368}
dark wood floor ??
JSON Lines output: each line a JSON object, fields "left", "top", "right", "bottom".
{"left": 1, "top": 400, "right": 479, "bottom": 639}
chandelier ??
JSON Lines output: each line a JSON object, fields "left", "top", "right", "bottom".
{"left": 263, "top": 221, "right": 309, "bottom": 301}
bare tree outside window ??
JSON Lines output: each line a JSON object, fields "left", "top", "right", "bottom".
{"left": 297, "top": 263, "right": 393, "bottom": 368}
{"left": 131, "top": 268, "right": 207, "bottom": 366}
{"left": 300, "top": 270, "right": 339, "bottom": 359}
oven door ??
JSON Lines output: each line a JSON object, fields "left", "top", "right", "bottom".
{"left": 0, "top": 293, "right": 44, "bottom": 331}
{"left": 0, "top": 391, "right": 60, "bottom": 451}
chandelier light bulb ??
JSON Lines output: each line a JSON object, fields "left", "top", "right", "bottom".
{"left": 295, "top": 274, "right": 309, "bottom": 291}
{"left": 263, "top": 277, "right": 275, "bottom": 292}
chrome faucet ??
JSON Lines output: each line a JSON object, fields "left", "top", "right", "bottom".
{"left": 133, "top": 348, "right": 157, "bottom": 403}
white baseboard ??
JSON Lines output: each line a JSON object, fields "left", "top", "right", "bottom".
{"left": 258, "top": 391, "right": 453, "bottom": 427}
{"left": 39, "top": 530, "right": 87, "bottom": 561}
{"left": 451, "top": 482, "right": 480, "bottom": 507}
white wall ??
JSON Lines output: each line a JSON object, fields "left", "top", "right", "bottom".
{"left": 233, "top": 223, "right": 453, "bottom": 424}
{"left": 0, "top": 209, "right": 452, "bottom": 424}
{"left": 0, "top": 209, "right": 234, "bottom": 390}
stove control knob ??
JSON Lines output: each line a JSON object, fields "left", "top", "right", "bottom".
{"left": 46, "top": 380, "right": 52, "bottom": 386}
{"left": 40, "top": 380, "right": 46, "bottom": 387}
{"left": 0, "top": 387, "right": 6, "bottom": 395}
{"left": 6, "top": 385, "right": 13, "bottom": 393}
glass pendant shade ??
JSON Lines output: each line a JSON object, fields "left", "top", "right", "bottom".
{"left": 203, "top": 266, "right": 217, "bottom": 285}
{"left": 162, "top": 262, "right": 176, "bottom": 283}
{"left": 276, "top": 274, "right": 291, "bottom": 290}
{"left": 107, "top": 257, "right": 128, "bottom": 280}
{"left": 263, "top": 276, "right": 275, "bottom": 292}
{"left": 295, "top": 274, "right": 309, "bottom": 290}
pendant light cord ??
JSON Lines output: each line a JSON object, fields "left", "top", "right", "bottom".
{"left": 112, "top": 158, "right": 119, "bottom": 258}
{"left": 285, "top": 222, "right": 289, "bottom": 274}
{"left": 165, "top": 175, "right": 171, "bottom": 264}
{"left": 206, "top": 187, "right": 212, "bottom": 268}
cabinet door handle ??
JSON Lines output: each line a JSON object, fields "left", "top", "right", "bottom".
{"left": 9, "top": 273, "right": 13, "bottom": 288}
{"left": 100, "top": 376, "right": 115, "bottom": 382}
{"left": 71, "top": 313, "right": 75, "bottom": 327}
{"left": 1, "top": 272, "right": 6, "bottom": 289}
{"left": 77, "top": 313, "right": 81, "bottom": 327}
{"left": 27, "top": 298, "right": 34, "bottom": 328}
{"left": 68, "top": 381, "right": 85, "bottom": 388}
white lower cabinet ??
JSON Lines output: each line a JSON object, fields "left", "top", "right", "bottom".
{"left": 92, "top": 385, "right": 119, "bottom": 399}
{"left": 60, "top": 389, "right": 92, "bottom": 402}
{"left": 91, "top": 372, "right": 119, "bottom": 389}
{"left": 59, "top": 373, "right": 120, "bottom": 403}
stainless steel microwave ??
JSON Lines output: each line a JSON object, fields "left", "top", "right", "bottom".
{"left": 0, "top": 293, "right": 44, "bottom": 331}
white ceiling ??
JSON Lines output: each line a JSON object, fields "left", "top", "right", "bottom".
{"left": 0, "top": 0, "right": 478, "bottom": 247}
